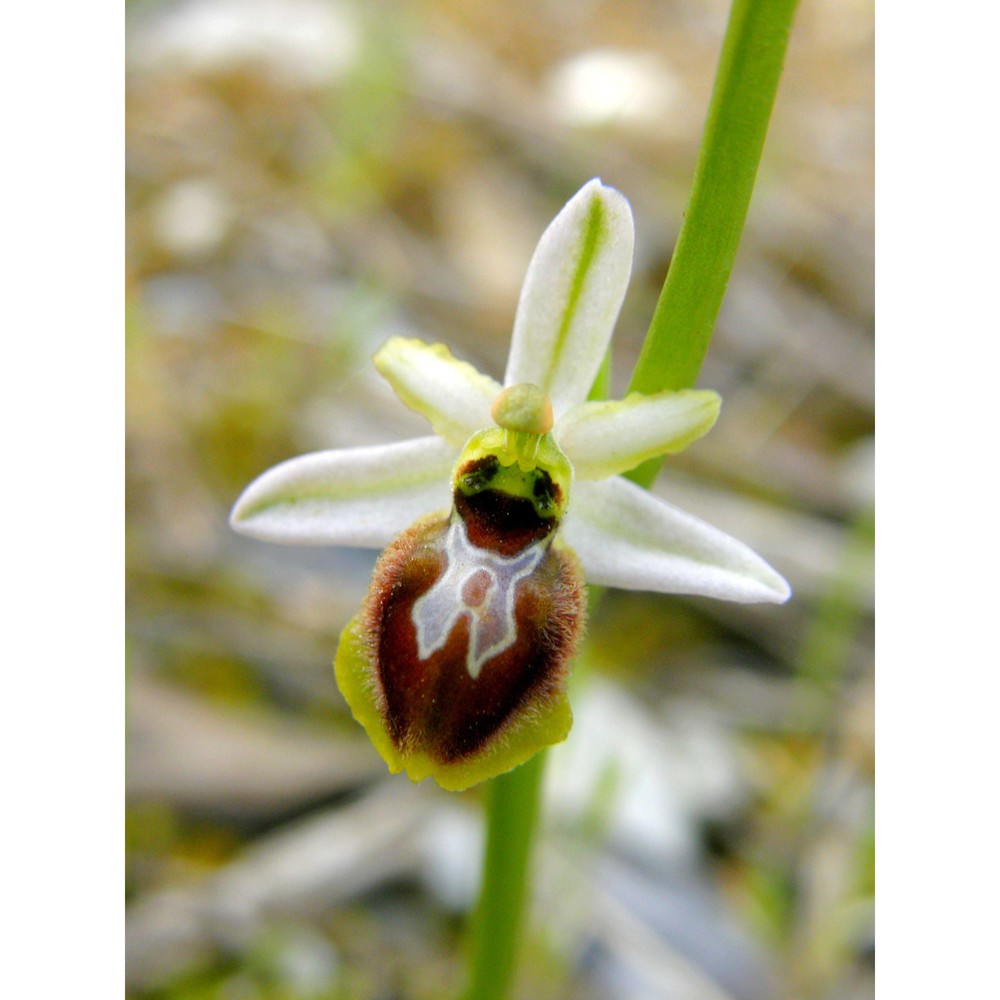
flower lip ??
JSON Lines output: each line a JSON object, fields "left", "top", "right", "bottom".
{"left": 335, "top": 508, "right": 585, "bottom": 790}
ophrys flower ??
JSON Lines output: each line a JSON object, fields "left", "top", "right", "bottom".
{"left": 231, "top": 179, "right": 790, "bottom": 790}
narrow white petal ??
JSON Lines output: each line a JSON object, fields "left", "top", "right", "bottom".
{"left": 230, "top": 436, "right": 457, "bottom": 547}
{"left": 562, "top": 478, "right": 791, "bottom": 603}
{"left": 505, "top": 179, "right": 634, "bottom": 415}
{"left": 373, "top": 337, "right": 500, "bottom": 447}
{"left": 558, "top": 390, "right": 721, "bottom": 480}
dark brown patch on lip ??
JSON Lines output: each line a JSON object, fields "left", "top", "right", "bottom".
{"left": 360, "top": 513, "right": 586, "bottom": 765}
{"left": 453, "top": 489, "right": 556, "bottom": 555}
{"left": 454, "top": 454, "right": 562, "bottom": 554}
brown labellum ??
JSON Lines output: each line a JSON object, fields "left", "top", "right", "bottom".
{"left": 357, "top": 489, "right": 585, "bottom": 769}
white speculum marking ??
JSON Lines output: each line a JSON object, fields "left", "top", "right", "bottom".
{"left": 411, "top": 517, "right": 545, "bottom": 679}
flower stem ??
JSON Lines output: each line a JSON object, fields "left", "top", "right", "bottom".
{"left": 462, "top": 1, "right": 799, "bottom": 994}
{"left": 461, "top": 752, "right": 547, "bottom": 1000}
{"left": 628, "top": 0, "right": 799, "bottom": 487}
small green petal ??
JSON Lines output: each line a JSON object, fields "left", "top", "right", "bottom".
{"left": 557, "top": 389, "right": 721, "bottom": 480}
{"left": 373, "top": 337, "right": 500, "bottom": 447}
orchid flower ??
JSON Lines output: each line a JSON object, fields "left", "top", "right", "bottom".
{"left": 231, "top": 179, "right": 790, "bottom": 791}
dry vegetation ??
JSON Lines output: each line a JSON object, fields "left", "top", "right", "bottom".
{"left": 126, "top": 1, "right": 873, "bottom": 997}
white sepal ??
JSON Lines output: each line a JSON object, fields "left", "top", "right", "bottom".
{"left": 230, "top": 436, "right": 456, "bottom": 547}
{"left": 558, "top": 390, "right": 721, "bottom": 480}
{"left": 504, "top": 179, "right": 634, "bottom": 415}
{"left": 562, "top": 477, "right": 791, "bottom": 603}
{"left": 373, "top": 337, "right": 501, "bottom": 447}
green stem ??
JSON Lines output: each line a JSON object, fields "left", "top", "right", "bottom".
{"left": 628, "top": 0, "right": 799, "bottom": 488}
{"left": 462, "top": 1, "right": 799, "bottom": 995}
{"left": 461, "top": 752, "right": 547, "bottom": 1000}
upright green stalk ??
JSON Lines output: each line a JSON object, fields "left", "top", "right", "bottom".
{"left": 461, "top": 753, "right": 547, "bottom": 1000}
{"left": 463, "top": 1, "right": 799, "bottom": 995}
{"left": 629, "top": 0, "right": 799, "bottom": 488}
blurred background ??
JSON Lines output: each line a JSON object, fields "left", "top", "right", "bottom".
{"left": 125, "top": 0, "right": 873, "bottom": 997}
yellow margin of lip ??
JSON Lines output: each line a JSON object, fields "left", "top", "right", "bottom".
{"left": 333, "top": 614, "right": 573, "bottom": 792}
